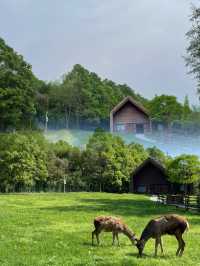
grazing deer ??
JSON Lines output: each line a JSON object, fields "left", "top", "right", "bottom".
{"left": 92, "top": 216, "right": 137, "bottom": 246}
{"left": 136, "top": 214, "right": 189, "bottom": 257}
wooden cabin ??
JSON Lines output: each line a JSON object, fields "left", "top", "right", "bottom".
{"left": 130, "top": 158, "right": 170, "bottom": 194}
{"left": 110, "top": 96, "right": 151, "bottom": 133}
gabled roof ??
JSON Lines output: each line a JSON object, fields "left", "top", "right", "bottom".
{"left": 110, "top": 96, "right": 149, "bottom": 117}
{"left": 132, "top": 157, "right": 166, "bottom": 177}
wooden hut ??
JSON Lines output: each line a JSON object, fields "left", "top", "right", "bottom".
{"left": 130, "top": 158, "right": 170, "bottom": 194}
{"left": 110, "top": 96, "right": 151, "bottom": 133}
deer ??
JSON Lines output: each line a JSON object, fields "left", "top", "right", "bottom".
{"left": 92, "top": 216, "right": 137, "bottom": 246}
{"left": 136, "top": 214, "right": 189, "bottom": 257}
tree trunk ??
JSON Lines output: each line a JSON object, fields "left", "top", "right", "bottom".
{"left": 65, "top": 108, "right": 69, "bottom": 129}
{"left": 76, "top": 111, "right": 80, "bottom": 129}
{"left": 45, "top": 111, "right": 48, "bottom": 132}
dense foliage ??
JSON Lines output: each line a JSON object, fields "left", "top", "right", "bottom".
{"left": 186, "top": 5, "right": 200, "bottom": 93}
{"left": 0, "top": 132, "right": 48, "bottom": 192}
{"left": 148, "top": 95, "right": 183, "bottom": 129}
{"left": 0, "top": 38, "right": 42, "bottom": 130}
{"left": 167, "top": 154, "right": 200, "bottom": 184}
{"left": 1, "top": 130, "right": 199, "bottom": 193}
{"left": 82, "top": 129, "right": 148, "bottom": 192}
{"left": 39, "top": 64, "right": 148, "bottom": 129}
{"left": 0, "top": 130, "right": 171, "bottom": 193}
{"left": 0, "top": 37, "right": 200, "bottom": 132}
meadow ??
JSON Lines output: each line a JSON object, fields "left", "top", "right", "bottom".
{"left": 0, "top": 192, "right": 199, "bottom": 266}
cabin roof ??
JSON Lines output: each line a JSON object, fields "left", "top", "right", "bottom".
{"left": 110, "top": 96, "right": 149, "bottom": 117}
{"left": 132, "top": 157, "right": 166, "bottom": 177}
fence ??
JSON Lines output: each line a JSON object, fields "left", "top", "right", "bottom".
{"left": 0, "top": 182, "right": 102, "bottom": 193}
{"left": 157, "top": 194, "right": 200, "bottom": 212}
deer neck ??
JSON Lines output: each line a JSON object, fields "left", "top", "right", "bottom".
{"left": 123, "top": 228, "right": 136, "bottom": 244}
{"left": 140, "top": 229, "right": 152, "bottom": 243}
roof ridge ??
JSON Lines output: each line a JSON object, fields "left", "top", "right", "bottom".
{"left": 110, "top": 96, "right": 149, "bottom": 116}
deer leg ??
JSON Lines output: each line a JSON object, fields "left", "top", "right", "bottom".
{"left": 116, "top": 233, "right": 120, "bottom": 246}
{"left": 92, "top": 229, "right": 100, "bottom": 245}
{"left": 94, "top": 226, "right": 103, "bottom": 246}
{"left": 112, "top": 232, "right": 116, "bottom": 245}
{"left": 175, "top": 231, "right": 182, "bottom": 256}
{"left": 178, "top": 237, "right": 185, "bottom": 257}
{"left": 159, "top": 237, "right": 164, "bottom": 254}
{"left": 155, "top": 237, "right": 159, "bottom": 257}
{"left": 96, "top": 231, "right": 100, "bottom": 245}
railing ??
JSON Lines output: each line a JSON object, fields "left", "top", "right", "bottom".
{"left": 157, "top": 194, "right": 200, "bottom": 212}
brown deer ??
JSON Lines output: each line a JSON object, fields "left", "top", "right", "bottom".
{"left": 136, "top": 214, "right": 189, "bottom": 257}
{"left": 92, "top": 216, "right": 137, "bottom": 246}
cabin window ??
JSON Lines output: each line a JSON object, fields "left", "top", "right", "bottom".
{"left": 116, "top": 124, "right": 125, "bottom": 132}
{"left": 136, "top": 124, "right": 144, "bottom": 134}
{"left": 137, "top": 185, "right": 146, "bottom": 193}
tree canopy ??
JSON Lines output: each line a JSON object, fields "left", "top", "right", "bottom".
{"left": 149, "top": 95, "right": 183, "bottom": 129}
{"left": 0, "top": 38, "right": 41, "bottom": 130}
{"left": 167, "top": 154, "right": 200, "bottom": 184}
{"left": 186, "top": 5, "right": 200, "bottom": 94}
{"left": 0, "top": 36, "right": 200, "bottom": 132}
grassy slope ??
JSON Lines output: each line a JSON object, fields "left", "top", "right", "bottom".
{"left": 0, "top": 193, "right": 199, "bottom": 266}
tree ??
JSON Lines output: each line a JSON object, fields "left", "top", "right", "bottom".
{"left": 35, "top": 81, "right": 51, "bottom": 131}
{"left": 167, "top": 154, "right": 200, "bottom": 186}
{"left": 182, "top": 95, "right": 191, "bottom": 121}
{"left": 82, "top": 130, "right": 148, "bottom": 192}
{"left": 186, "top": 5, "right": 200, "bottom": 94}
{"left": 0, "top": 133, "right": 48, "bottom": 192}
{"left": 37, "top": 64, "right": 148, "bottom": 129}
{"left": 0, "top": 37, "right": 39, "bottom": 130}
{"left": 146, "top": 146, "right": 169, "bottom": 165}
{"left": 149, "top": 95, "right": 183, "bottom": 130}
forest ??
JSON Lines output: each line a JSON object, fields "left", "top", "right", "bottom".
{"left": 1, "top": 5, "right": 200, "bottom": 193}
{"left": 0, "top": 129, "right": 200, "bottom": 193}
{"left": 0, "top": 37, "right": 200, "bottom": 133}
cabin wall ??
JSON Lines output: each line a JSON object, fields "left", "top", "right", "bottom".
{"left": 112, "top": 102, "right": 150, "bottom": 133}
{"left": 131, "top": 163, "right": 170, "bottom": 194}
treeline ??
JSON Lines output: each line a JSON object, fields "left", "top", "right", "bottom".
{"left": 1, "top": 37, "right": 200, "bottom": 133}
{"left": 37, "top": 64, "right": 148, "bottom": 130}
{"left": 0, "top": 130, "right": 163, "bottom": 193}
{"left": 0, "top": 129, "right": 199, "bottom": 193}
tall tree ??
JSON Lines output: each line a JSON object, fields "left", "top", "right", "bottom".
{"left": 0, "top": 37, "right": 39, "bottom": 130}
{"left": 149, "top": 95, "right": 183, "bottom": 130}
{"left": 182, "top": 95, "right": 191, "bottom": 121}
{"left": 0, "top": 133, "right": 48, "bottom": 192}
{"left": 167, "top": 154, "right": 200, "bottom": 186}
{"left": 186, "top": 5, "right": 200, "bottom": 95}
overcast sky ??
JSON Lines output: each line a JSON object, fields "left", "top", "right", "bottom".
{"left": 0, "top": 0, "right": 200, "bottom": 104}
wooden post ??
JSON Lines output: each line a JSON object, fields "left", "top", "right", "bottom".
{"left": 63, "top": 177, "right": 66, "bottom": 193}
{"left": 197, "top": 194, "right": 200, "bottom": 213}
{"left": 185, "top": 195, "right": 189, "bottom": 211}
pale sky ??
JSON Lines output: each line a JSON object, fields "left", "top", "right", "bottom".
{"left": 0, "top": 0, "right": 200, "bottom": 104}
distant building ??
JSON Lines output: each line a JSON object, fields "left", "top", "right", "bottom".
{"left": 110, "top": 96, "right": 151, "bottom": 134}
{"left": 130, "top": 158, "right": 170, "bottom": 194}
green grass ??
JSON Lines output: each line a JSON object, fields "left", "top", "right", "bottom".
{"left": 0, "top": 193, "right": 199, "bottom": 266}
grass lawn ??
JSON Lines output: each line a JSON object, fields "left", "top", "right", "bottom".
{"left": 0, "top": 193, "right": 199, "bottom": 266}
